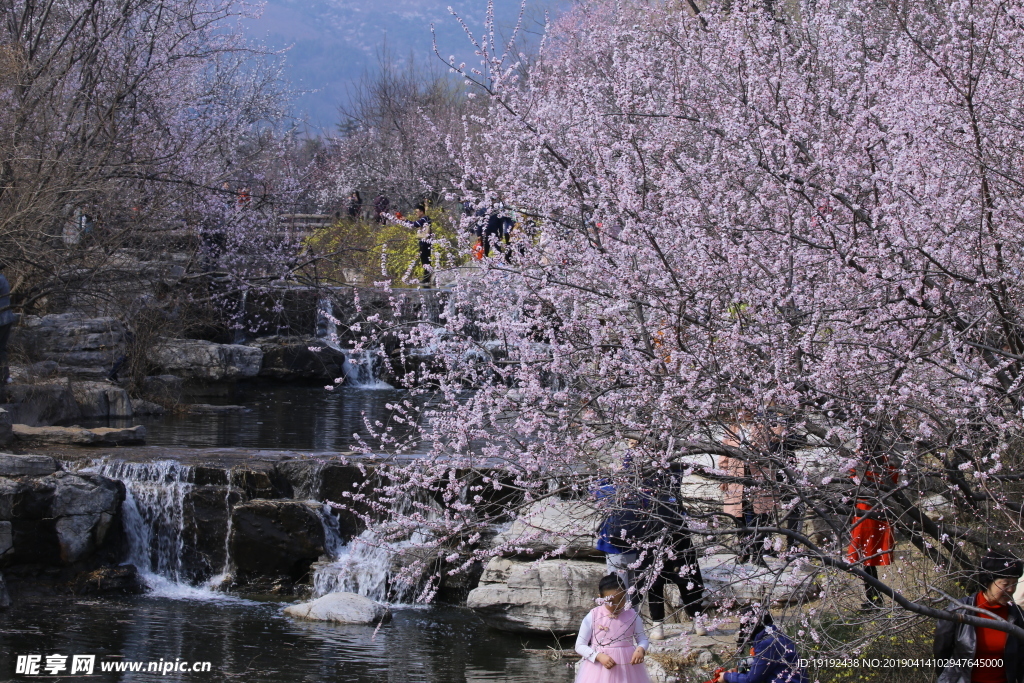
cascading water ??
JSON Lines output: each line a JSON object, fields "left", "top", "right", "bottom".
{"left": 316, "top": 297, "right": 341, "bottom": 351}
{"left": 88, "top": 460, "right": 242, "bottom": 602}
{"left": 311, "top": 501, "right": 437, "bottom": 604}
{"left": 205, "top": 477, "right": 236, "bottom": 590}
{"left": 340, "top": 349, "right": 393, "bottom": 390}
{"left": 99, "top": 461, "right": 192, "bottom": 581}
{"left": 316, "top": 295, "right": 393, "bottom": 389}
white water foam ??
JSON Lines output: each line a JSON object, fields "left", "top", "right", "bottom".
{"left": 312, "top": 501, "right": 437, "bottom": 604}
{"left": 340, "top": 349, "right": 394, "bottom": 390}
{"left": 94, "top": 460, "right": 242, "bottom": 602}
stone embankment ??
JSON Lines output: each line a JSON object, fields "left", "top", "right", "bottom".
{"left": 0, "top": 453, "right": 135, "bottom": 605}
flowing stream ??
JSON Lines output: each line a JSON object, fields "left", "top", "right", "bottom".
{"left": 40, "top": 468, "right": 574, "bottom": 681}
{"left": 50, "top": 388, "right": 573, "bottom": 682}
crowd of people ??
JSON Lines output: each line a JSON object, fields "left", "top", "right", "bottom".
{"left": 337, "top": 191, "right": 530, "bottom": 287}
{"left": 579, "top": 421, "right": 1024, "bottom": 683}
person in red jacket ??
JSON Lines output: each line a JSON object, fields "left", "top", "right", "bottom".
{"left": 847, "top": 453, "right": 896, "bottom": 608}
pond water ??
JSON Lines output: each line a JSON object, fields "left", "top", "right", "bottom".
{"left": 134, "top": 384, "right": 420, "bottom": 453}
{"left": 10, "top": 383, "right": 579, "bottom": 683}
{"left": 2, "top": 593, "right": 576, "bottom": 682}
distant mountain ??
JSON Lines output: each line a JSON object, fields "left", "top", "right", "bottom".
{"left": 243, "top": 0, "right": 565, "bottom": 132}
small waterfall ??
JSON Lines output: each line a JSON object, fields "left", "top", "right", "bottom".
{"left": 340, "top": 349, "right": 393, "bottom": 390}
{"left": 315, "top": 297, "right": 341, "bottom": 351}
{"left": 311, "top": 501, "right": 436, "bottom": 604}
{"left": 91, "top": 460, "right": 243, "bottom": 602}
{"left": 206, "top": 477, "right": 235, "bottom": 590}
{"left": 103, "top": 461, "right": 193, "bottom": 581}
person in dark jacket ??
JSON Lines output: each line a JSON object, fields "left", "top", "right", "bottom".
{"left": 373, "top": 193, "right": 390, "bottom": 224}
{"left": 0, "top": 269, "right": 17, "bottom": 391}
{"left": 715, "top": 607, "right": 807, "bottom": 683}
{"left": 410, "top": 203, "right": 433, "bottom": 287}
{"left": 637, "top": 477, "right": 706, "bottom": 639}
{"left": 346, "top": 191, "right": 363, "bottom": 219}
{"left": 933, "top": 552, "right": 1024, "bottom": 683}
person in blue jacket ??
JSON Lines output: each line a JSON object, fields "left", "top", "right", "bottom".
{"left": 715, "top": 607, "right": 807, "bottom": 683}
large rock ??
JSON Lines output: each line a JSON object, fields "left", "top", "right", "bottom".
{"left": 0, "top": 469, "right": 124, "bottom": 567}
{"left": 51, "top": 472, "right": 123, "bottom": 563}
{"left": 228, "top": 499, "right": 326, "bottom": 583}
{"left": 3, "top": 383, "right": 81, "bottom": 426}
{"left": 10, "top": 314, "right": 124, "bottom": 377}
{"left": 283, "top": 592, "right": 390, "bottom": 624}
{"left": 699, "top": 554, "right": 819, "bottom": 605}
{"left": 149, "top": 339, "right": 263, "bottom": 381}
{"left": 247, "top": 336, "right": 347, "bottom": 381}
{"left": 72, "top": 382, "right": 133, "bottom": 419}
{"left": 0, "top": 454, "right": 58, "bottom": 477}
{"left": 488, "top": 499, "right": 602, "bottom": 559}
{"left": 12, "top": 424, "right": 145, "bottom": 446}
{"left": 180, "top": 484, "right": 242, "bottom": 584}
{"left": 466, "top": 557, "right": 608, "bottom": 633}
{"left": 72, "top": 565, "right": 145, "bottom": 595}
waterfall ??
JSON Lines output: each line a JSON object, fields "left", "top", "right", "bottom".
{"left": 315, "top": 297, "right": 341, "bottom": 351}
{"left": 101, "top": 461, "right": 192, "bottom": 581}
{"left": 316, "top": 295, "right": 393, "bottom": 389}
{"left": 311, "top": 501, "right": 436, "bottom": 604}
{"left": 89, "top": 460, "right": 243, "bottom": 602}
{"left": 205, "top": 477, "right": 235, "bottom": 590}
{"left": 340, "top": 349, "right": 393, "bottom": 390}
{"left": 312, "top": 531, "right": 397, "bottom": 603}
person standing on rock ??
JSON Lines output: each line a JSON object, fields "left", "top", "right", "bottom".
{"left": 596, "top": 483, "right": 644, "bottom": 600}
{"left": 637, "top": 477, "right": 706, "bottom": 640}
{"left": 574, "top": 574, "right": 653, "bottom": 683}
{"left": 720, "top": 412, "right": 780, "bottom": 566}
{"left": 0, "top": 268, "right": 18, "bottom": 394}
{"left": 847, "top": 451, "right": 897, "bottom": 609}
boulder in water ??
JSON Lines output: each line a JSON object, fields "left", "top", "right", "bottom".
{"left": 246, "top": 336, "right": 347, "bottom": 381}
{"left": 466, "top": 557, "right": 608, "bottom": 634}
{"left": 0, "top": 466, "right": 125, "bottom": 568}
{"left": 229, "top": 500, "right": 326, "bottom": 585}
{"left": 149, "top": 338, "right": 263, "bottom": 381}
{"left": 73, "top": 564, "right": 145, "bottom": 595}
{"left": 284, "top": 592, "right": 390, "bottom": 624}
{"left": 12, "top": 424, "right": 146, "bottom": 446}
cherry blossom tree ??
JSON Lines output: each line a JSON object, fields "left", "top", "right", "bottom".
{"left": 333, "top": 0, "right": 1024, "bottom": 667}
{"left": 0, "top": 0, "right": 294, "bottom": 316}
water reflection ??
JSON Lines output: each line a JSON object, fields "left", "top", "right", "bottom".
{"left": 1, "top": 596, "right": 575, "bottom": 682}
{"left": 134, "top": 385, "right": 422, "bottom": 453}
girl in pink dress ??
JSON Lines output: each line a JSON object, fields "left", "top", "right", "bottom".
{"left": 574, "top": 574, "right": 653, "bottom": 683}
